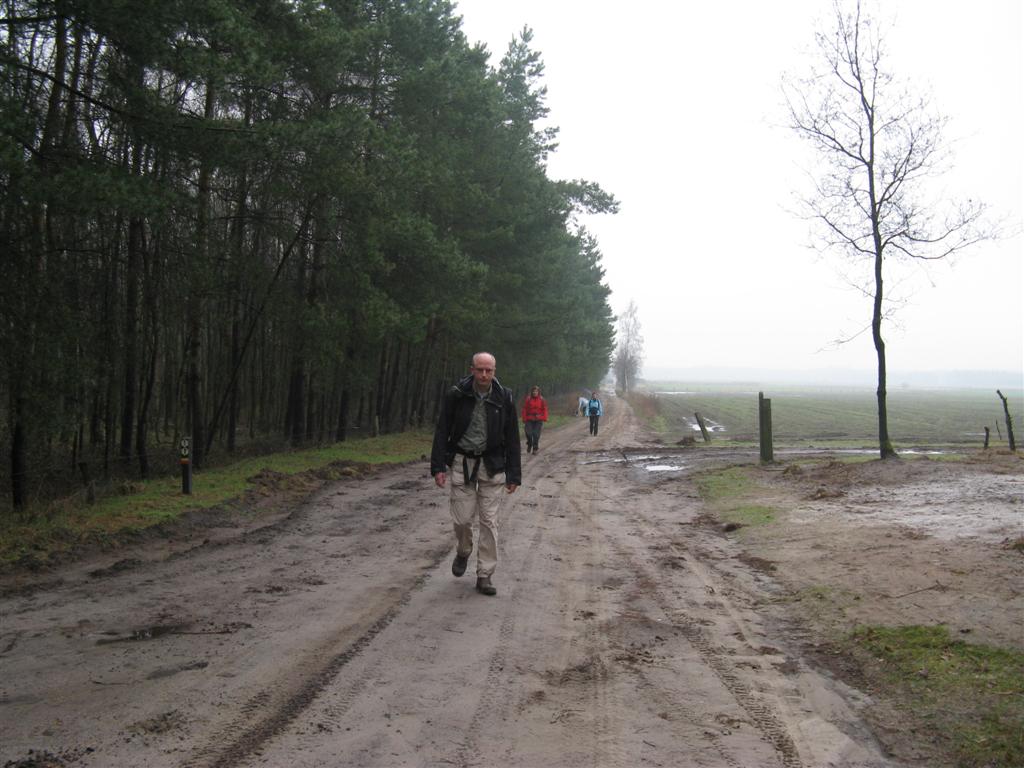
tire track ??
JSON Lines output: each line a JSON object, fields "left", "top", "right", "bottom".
{"left": 451, "top": 495, "right": 546, "bottom": 768}
{"left": 627, "top": 663, "right": 745, "bottom": 768}
{"left": 661, "top": 601, "right": 802, "bottom": 768}
{"left": 570, "top": 456, "right": 804, "bottom": 768}
{"left": 516, "top": 429, "right": 626, "bottom": 766}
{"left": 453, "top": 430, "right": 610, "bottom": 768}
{"left": 216, "top": 424, "right": 574, "bottom": 768}
{"left": 615, "top": 545, "right": 801, "bottom": 767}
{"left": 563, "top": 463, "right": 617, "bottom": 768}
{"left": 184, "top": 547, "right": 448, "bottom": 768}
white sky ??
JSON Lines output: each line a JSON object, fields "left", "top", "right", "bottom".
{"left": 455, "top": 0, "right": 1023, "bottom": 382}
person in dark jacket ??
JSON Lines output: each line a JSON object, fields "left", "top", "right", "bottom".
{"left": 431, "top": 352, "right": 521, "bottom": 596}
{"left": 521, "top": 385, "right": 549, "bottom": 454}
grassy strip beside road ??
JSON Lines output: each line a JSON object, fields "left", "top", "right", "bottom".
{"left": 0, "top": 431, "right": 431, "bottom": 570}
{"left": 693, "top": 466, "right": 779, "bottom": 530}
{"left": 847, "top": 625, "right": 1024, "bottom": 768}
{"left": 696, "top": 463, "right": 1024, "bottom": 768}
{"left": 1, "top": 416, "right": 575, "bottom": 571}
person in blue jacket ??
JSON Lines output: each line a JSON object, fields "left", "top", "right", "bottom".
{"left": 587, "top": 390, "right": 604, "bottom": 436}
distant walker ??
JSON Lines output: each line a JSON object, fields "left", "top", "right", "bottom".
{"left": 587, "top": 391, "right": 604, "bottom": 436}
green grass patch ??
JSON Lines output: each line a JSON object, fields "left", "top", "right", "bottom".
{"left": 694, "top": 467, "right": 778, "bottom": 529}
{"left": 722, "top": 504, "right": 776, "bottom": 527}
{"left": 694, "top": 466, "right": 755, "bottom": 502}
{"left": 0, "top": 430, "right": 431, "bottom": 569}
{"left": 848, "top": 625, "right": 1024, "bottom": 767}
{"left": 648, "top": 414, "right": 668, "bottom": 433}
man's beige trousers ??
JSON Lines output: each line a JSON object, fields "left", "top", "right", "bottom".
{"left": 449, "top": 461, "right": 504, "bottom": 578}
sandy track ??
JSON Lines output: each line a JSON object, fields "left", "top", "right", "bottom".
{"left": 0, "top": 397, "right": 897, "bottom": 767}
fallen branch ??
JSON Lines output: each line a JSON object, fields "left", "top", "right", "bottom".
{"left": 892, "top": 581, "right": 946, "bottom": 599}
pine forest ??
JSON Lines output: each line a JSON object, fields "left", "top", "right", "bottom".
{"left": 0, "top": 0, "right": 619, "bottom": 509}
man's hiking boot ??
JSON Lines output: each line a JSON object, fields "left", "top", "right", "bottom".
{"left": 475, "top": 576, "right": 497, "bottom": 596}
{"left": 452, "top": 552, "right": 469, "bottom": 577}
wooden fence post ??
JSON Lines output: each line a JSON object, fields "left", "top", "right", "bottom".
{"left": 996, "top": 390, "right": 1016, "bottom": 451}
{"left": 759, "top": 392, "right": 774, "bottom": 463}
{"left": 694, "top": 412, "right": 711, "bottom": 443}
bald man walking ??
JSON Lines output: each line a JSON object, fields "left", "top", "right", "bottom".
{"left": 431, "top": 352, "right": 521, "bottom": 596}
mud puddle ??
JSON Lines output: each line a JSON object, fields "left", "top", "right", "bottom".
{"left": 580, "top": 452, "right": 689, "bottom": 473}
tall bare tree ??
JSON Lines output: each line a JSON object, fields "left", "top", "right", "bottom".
{"left": 785, "top": 0, "right": 992, "bottom": 458}
{"left": 614, "top": 300, "right": 644, "bottom": 395}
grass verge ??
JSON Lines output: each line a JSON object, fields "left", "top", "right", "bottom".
{"left": 846, "top": 625, "right": 1024, "bottom": 767}
{"left": 694, "top": 466, "right": 779, "bottom": 530}
{"left": 0, "top": 431, "right": 431, "bottom": 570}
{"left": 693, "top": 456, "right": 1023, "bottom": 767}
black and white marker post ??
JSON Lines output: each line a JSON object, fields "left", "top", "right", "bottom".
{"left": 180, "top": 436, "right": 193, "bottom": 494}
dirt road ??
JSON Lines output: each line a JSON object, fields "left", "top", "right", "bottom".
{"left": 3, "top": 397, "right": 910, "bottom": 767}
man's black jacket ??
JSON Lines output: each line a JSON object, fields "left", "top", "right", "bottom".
{"left": 430, "top": 375, "right": 522, "bottom": 485}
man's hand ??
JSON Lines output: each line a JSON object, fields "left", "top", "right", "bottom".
{"left": 434, "top": 472, "right": 446, "bottom": 488}
{"left": 505, "top": 483, "right": 518, "bottom": 494}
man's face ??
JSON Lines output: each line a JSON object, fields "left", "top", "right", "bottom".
{"left": 470, "top": 355, "right": 496, "bottom": 392}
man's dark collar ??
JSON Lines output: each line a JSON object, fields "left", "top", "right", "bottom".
{"left": 457, "top": 375, "right": 502, "bottom": 399}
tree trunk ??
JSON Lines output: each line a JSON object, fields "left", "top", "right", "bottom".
{"left": 374, "top": 343, "right": 389, "bottom": 434}
{"left": 227, "top": 304, "right": 240, "bottom": 452}
{"left": 136, "top": 237, "right": 158, "bottom": 479}
{"left": 103, "top": 357, "right": 115, "bottom": 479}
{"left": 102, "top": 239, "right": 118, "bottom": 479}
{"left": 120, "top": 215, "right": 142, "bottom": 465}
{"left": 869, "top": 151, "right": 896, "bottom": 458}
{"left": 288, "top": 364, "right": 305, "bottom": 447}
{"left": 189, "top": 78, "right": 217, "bottom": 469}
{"left": 398, "top": 342, "right": 414, "bottom": 429}
{"left": 305, "top": 370, "right": 316, "bottom": 443}
{"left": 10, "top": 393, "right": 28, "bottom": 510}
{"left": 336, "top": 386, "right": 350, "bottom": 442}
{"left": 137, "top": 341, "right": 157, "bottom": 479}
{"left": 187, "top": 323, "right": 205, "bottom": 468}
{"left": 317, "top": 391, "right": 326, "bottom": 444}
{"left": 383, "top": 341, "right": 403, "bottom": 432}
{"left": 226, "top": 97, "right": 251, "bottom": 453}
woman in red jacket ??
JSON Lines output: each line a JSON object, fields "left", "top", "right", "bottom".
{"left": 521, "top": 385, "right": 549, "bottom": 454}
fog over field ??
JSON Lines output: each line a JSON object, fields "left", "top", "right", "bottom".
{"left": 642, "top": 366, "right": 1023, "bottom": 390}
{"left": 456, "top": 0, "right": 1023, "bottom": 383}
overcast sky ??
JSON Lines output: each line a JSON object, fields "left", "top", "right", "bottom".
{"left": 454, "top": 0, "right": 1023, "bottom": 383}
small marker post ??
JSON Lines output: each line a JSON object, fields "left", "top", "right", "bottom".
{"left": 180, "top": 437, "right": 192, "bottom": 494}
